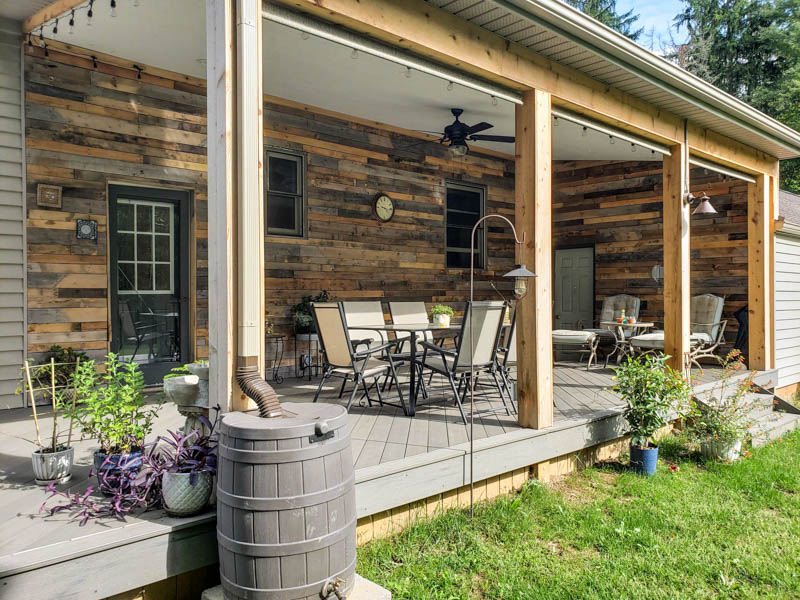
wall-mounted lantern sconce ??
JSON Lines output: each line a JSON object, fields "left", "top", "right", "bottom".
{"left": 685, "top": 191, "right": 717, "bottom": 215}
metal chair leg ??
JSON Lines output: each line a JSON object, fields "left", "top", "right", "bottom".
{"left": 346, "top": 374, "right": 364, "bottom": 411}
{"left": 490, "top": 370, "right": 511, "bottom": 416}
{"left": 338, "top": 375, "right": 349, "bottom": 398}
{"left": 447, "top": 373, "right": 467, "bottom": 425}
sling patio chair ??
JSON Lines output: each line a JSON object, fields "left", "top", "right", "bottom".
{"left": 415, "top": 301, "right": 509, "bottom": 425}
{"left": 343, "top": 301, "right": 388, "bottom": 352}
{"left": 578, "top": 294, "right": 642, "bottom": 367}
{"left": 496, "top": 305, "right": 518, "bottom": 414}
{"left": 311, "top": 302, "right": 407, "bottom": 413}
{"left": 629, "top": 293, "right": 728, "bottom": 368}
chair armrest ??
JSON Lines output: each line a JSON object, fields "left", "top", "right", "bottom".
{"left": 419, "top": 340, "right": 457, "bottom": 356}
{"left": 353, "top": 340, "right": 399, "bottom": 358}
{"left": 350, "top": 338, "right": 372, "bottom": 350}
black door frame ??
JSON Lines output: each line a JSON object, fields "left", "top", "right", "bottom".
{"left": 108, "top": 184, "right": 192, "bottom": 380}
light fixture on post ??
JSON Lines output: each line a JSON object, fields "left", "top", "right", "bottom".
{"left": 467, "top": 215, "right": 536, "bottom": 517}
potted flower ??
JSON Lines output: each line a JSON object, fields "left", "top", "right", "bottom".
{"left": 69, "top": 353, "right": 160, "bottom": 494}
{"left": 145, "top": 410, "right": 218, "bottom": 517}
{"left": 613, "top": 353, "right": 690, "bottom": 475}
{"left": 291, "top": 291, "right": 330, "bottom": 334}
{"left": 19, "top": 357, "right": 80, "bottom": 485}
{"left": 684, "top": 350, "right": 756, "bottom": 462}
{"left": 431, "top": 304, "right": 454, "bottom": 328}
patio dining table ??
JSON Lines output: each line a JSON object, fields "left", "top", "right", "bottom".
{"left": 599, "top": 320, "right": 655, "bottom": 363}
{"left": 347, "top": 322, "right": 460, "bottom": 416}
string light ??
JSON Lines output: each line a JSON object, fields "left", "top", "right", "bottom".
{"left": 631, "top": 143, "right": 637, "bottom": 153}
{"left": 69, "top": 10, "right": 75, "bottom": 34}
{"left": 447, "top": 81, "right": 454, "bottom": 91}
{"left": 53, "top": 19, "right": 58, "bottom": 35}
{"left": 110, "top": 0, "right": 117, "bottom": 18}
{"left": 491, "top": 96, "right": 498, "bottom": 106}
{"left": 404, "top": 66, "right": 412, "bottom": 78}
{"left": 300, "top": 31, "right": 309, "bottom": 40}
{"left": 87, "top": 0, "right": 94, "bottom": 26}
{"left": 39, "top": 28, "right": 44, "bottom": 41}
{"left": 350, "top": 48, "right": 358, "bottom": 59}
{"left": 27, "top": 33, "right": 32, "bottom": 47}
{"left": 581, "top": 126, "right": 588, "bottom": 137}
{"left": 553, "top": 116, "right": 559, "bottom": 126}
{"left": 609, "top": 135, "right": 615, "bottom": 145}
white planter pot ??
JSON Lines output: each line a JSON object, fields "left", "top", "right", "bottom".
{"left": 700, "top": 438, "right": 743, "bottom": 462}
{"left": 432, "top": 314, "right": 451, "bottom": 328}
{"left": 164, "top": 374, "right": 200, "bottom": 407}
{"left": 161, "top": 471, "right": 213, "bottom": 517}
{"left": 32, "top": 446, "right": 73, "bottom": 485}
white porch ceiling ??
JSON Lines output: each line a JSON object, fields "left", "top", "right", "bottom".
{"left": 0, "top": 0, "right": 660, "bottom": 161}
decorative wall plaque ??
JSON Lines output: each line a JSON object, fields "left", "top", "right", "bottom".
{"left": 76, "top": 219, "right": 98, "bottom": 241}
{"left": 37, "top": 184, "right": 62, "bottom": 208}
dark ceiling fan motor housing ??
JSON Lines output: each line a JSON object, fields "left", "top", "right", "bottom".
{"left": 440, "top": 108, "right": 515, "bottom": 156}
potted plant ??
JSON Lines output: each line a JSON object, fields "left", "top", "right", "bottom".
{"left": 613, "top": 353, "right": 690, "bottom": 475}
{"left": 163, "top": 360, "right": 209, "bottom": 409}
{"left": 431, "top": 304, "right": 454, "bottom": 328}
{"left": 291, "top": 291, "right": 330, "bottom": 334}
{"left": 69, "top": 353, "right": 160, "bottom": 494}
{"left": 684, "top": 350, "right": 756, "bottom": 462}
{"left": 145, "top": 410, "right": 218, "bottom": 517}
{"left": 19, "top": 357, "right": 80, "bottom": 485}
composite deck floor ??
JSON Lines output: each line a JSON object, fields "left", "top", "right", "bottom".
{"left": 0, "top": 361, "right": 727, "bottom": 590}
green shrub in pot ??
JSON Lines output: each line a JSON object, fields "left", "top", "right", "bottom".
{"left": 430, "top": 304, "right": 455, "bottom": 327}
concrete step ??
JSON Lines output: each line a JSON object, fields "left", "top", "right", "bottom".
{"left": 750, "top": 411, "right": 800, "bottom": 447}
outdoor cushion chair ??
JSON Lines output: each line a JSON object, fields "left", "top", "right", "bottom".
{"left": 579, "top": 294, "right": 641, "bottom": 366}
{"left": 311, "top": 302, "right": 406, "bottom": 413}
{"left": 629, "top": 293, "right": 727, "bottom": 368}
{"left": 552, "top": 329, "right": 600, "bottom": 370}
{"left": 415, "top": 301, "right": 509, "bottom": 425}
{"left": 343, "top": 301, "right": 389, "bottom": 352}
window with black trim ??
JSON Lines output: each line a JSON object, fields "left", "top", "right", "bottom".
{"left": 265, "top": 149, "right": 305, "bottom": 237}
{"left": 445, "top": 182, "right": 485, "bottom": 269}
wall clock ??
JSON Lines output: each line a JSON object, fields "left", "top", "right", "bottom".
{"left": 373, "top": 193, "right": 395, "bottom": 222}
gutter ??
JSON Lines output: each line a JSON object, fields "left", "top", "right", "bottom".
{"left": 497, "top": 0, "right": 800, "bottom": 158}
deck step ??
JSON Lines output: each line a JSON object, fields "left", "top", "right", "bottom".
{"left": 750, "top": 412, "right": 800, "bottom": 447}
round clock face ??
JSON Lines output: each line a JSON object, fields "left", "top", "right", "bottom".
{"left": 374, "top": 194, "right": 394, "bottom": 222}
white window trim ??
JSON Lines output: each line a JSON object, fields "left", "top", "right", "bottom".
{"left": 117, "top": 199, "right": 175, "bottom": 295}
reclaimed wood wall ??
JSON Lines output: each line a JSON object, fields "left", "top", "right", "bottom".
{"left": 553, "top": 161, "right": 746, "bottom": 343}
{"left": 23, "top": 42, "right": 208, "bottom": 363}
{"left": 262, "top": 97, "right": 517, "bottom": 333}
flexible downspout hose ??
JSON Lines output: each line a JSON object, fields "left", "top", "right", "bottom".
{"left": 237, "top": 363, "right": 282, "bottom": 418}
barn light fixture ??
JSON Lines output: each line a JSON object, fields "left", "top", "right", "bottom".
{"left": 687, "top": 191, "right": 717, "bottom": 215}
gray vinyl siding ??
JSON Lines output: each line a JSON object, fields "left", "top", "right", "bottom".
{"left": 0, "top": 18, "right": 24, "bottom": 409}
{"left": 775, "top": 231, "right": 800, "bottom": 389}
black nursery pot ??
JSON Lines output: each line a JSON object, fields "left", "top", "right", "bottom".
{"left": 93, "top": 449, "right": 143, "bottom": 495}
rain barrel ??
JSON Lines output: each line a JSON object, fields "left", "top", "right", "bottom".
{"left": 217, "top": 403, "right": 355, "bottom": 600}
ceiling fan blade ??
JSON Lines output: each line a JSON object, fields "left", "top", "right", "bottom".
{"left": 466, "top": 121, "right": 493, "bottom": 135}
{"left": 469, "top": 134, "right": 515, "bottom": 143}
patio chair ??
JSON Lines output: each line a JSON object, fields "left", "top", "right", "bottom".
{"left": 388, "top": 301, "right": 434, "bottom": 352}
{"left": 343, "top": 301, "right": 388, "bottom": 352}
{"left": 629, "top": 293, "right": 727, "bottom": 368}
{"left": 496, "top": 306, "right": 517, "bottom": 413}
{"left": 119, "top": 301, "right": 160, "bottom": 361}
{"left": 415, "top": 301, "right": 509, "bottom": 425}
{"left": 579, "top": 294, "right": 641, "bottom": 366}
{"left": 552, "top": 329, "right": 599, "bottom": 370}
{"left": 311, "top": 302, "right": 406, "bottom": 413}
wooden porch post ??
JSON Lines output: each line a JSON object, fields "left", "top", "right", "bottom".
{"left": 747, "top": 173, "right": 773, "bottom": 370}
{"left": 662, "top": 144, "right": 691, "bottom": 373}
{"left": 515, "top": 89, "right": 554, "bottom": 429}
{"left": 206, "top": 0, "right": 265, "bottom": 412}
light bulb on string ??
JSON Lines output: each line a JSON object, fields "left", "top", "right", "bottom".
{"left": 404, "top": 67, "right": 412, "bottom": 78}
{"left": 609, "top": 135, "right": 615, "bottom": 145}
{"left": 553, "top": 116, "right": 559, "bottom": 127}
{"left": 581, "top": 126, "right": 588, "bottom": 138}
{"left": 491, "top": 96, "right": 498, "bottom": 106}
{"left": 39, "top": 28, "right": 44, "bottom": 41}
{"left": 351, "top": 48, "right": 358, "bottom": 59}
{"left": 53, "top": 19, "right": 58, "bottom": 35}
{"left": 447, "top": 81, "right": 454, "bottom": 91}
{"left": 69, "top": 10, "right": 75, "bottom": 34}
{"left": 300, "top": 31, "right": 309, "bottom": 40}
{"left": 631, "top": 143, "right": 637, "bottom": 153}
{"left": 87, "top": 0, "right": 94, "bottom": 26}
{"left": 110, "top": 0, "right": 117, "bottom": 17}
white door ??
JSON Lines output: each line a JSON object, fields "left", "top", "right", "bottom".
{"left": 554, "top": 247, "right": 594, "bottom": 329}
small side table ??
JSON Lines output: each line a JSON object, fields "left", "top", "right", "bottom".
{"left": 294, "top": 333, "right": 321, "bottom": 380}
{"left": 599, "top": 320, "right": 655, "bottom": 364}
{"left": 265, "top": 333, "right": 286, "bottom": 384}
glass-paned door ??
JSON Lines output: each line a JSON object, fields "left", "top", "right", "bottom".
{"left": 109, "top": 185, "right": 191, "bottom": 383}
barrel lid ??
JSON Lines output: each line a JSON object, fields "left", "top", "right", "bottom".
{"left": 220, "top": 402, "right": 348, "bottom": 440}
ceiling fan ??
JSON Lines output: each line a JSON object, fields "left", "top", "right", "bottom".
{"left": 436, "top": 108, "right": 515, "bottom": 156}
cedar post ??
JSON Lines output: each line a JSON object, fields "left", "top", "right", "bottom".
{"left": 515, "top": 89, "right": 554, "bottom": 429}
{"left": 662, "top": 144, "right": 691, "bottom": 373}
{"left": 747, "top": 173, "right": 773, "bottom": 370}
{"left": 206, "top": 0, "right": 265, "bottom": 412}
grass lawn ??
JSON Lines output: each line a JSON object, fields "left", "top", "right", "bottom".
{"left": 357, "top": 431, "right": 800, "bottom": 599}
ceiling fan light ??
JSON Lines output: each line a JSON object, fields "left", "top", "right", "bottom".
{"left": 449, "top": 139, "right": 469, "bottom": 157}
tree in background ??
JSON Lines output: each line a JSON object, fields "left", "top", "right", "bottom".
{"left": 674, "top": 0, "right": 800, "bottom": 191}
{"left": 566, "top": 0, "right": 644, "bottom": 41}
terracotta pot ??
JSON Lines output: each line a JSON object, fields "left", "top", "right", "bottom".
{"left": 31, "top": 446, "right": 73, "bottom": 485}
{"left": 161, "top": 471, "right": 213, "bottom": 517}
